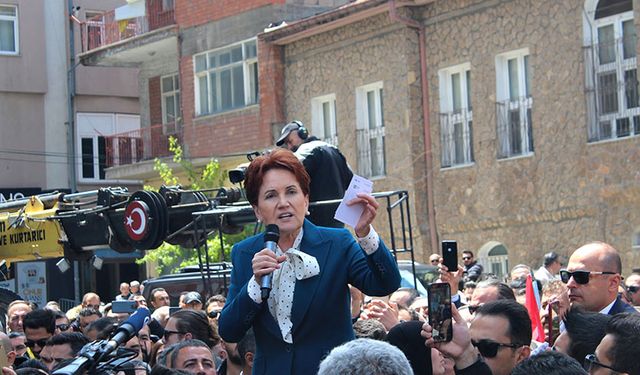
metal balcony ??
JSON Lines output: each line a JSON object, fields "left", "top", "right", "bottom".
{"left": 105, "top": 124, "right": 182, "bottom": 168}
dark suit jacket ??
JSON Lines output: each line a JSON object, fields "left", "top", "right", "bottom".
{"left": 218, "top": 219, "right": 401, "bottom": 375}
{"left": 608, "top": 296, "right": 638, "bottom": 315}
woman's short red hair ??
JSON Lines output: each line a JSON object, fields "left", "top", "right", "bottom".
{"left": 244, "top": 148, "right": 310, "bottom": 206}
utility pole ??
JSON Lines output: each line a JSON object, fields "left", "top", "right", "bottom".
{"left": 67, "top": 0, "right": 80, "bottom": 303}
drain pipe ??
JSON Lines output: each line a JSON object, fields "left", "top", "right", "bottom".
{"left": 389, "top": 0, "right": 438, "bottom": 254}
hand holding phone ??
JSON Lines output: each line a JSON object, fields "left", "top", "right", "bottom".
{"left": 111, "top": 300, "right": 137, "bottom": 314}
{"left": 441, "top": 240, "right": 458, "bottom": 272}
{"left": 427, "top": 282, "right": 453, "bottom": 342}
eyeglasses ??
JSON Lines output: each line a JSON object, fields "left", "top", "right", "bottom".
{"left": 56, "top": 323, "right": 70, "bottom": 331}
{"left": 560, "top": 270, "right": 617, "bottom": 285}
{"left": 628, "top": 285, "right": 640, "bottom": 294}
{"left": 208, "top": 310, "right": 221, "bottom": 319}
{"left": 163, "top": 329, "right": 186, "bottom": 341}
{"left": 430, "top": 259, "right": 440, "bottom": 263}
{"left": 471, "top": 339, "right": 523, "bottom": 358}
{"left": 26, "top": 338, "right": 49, "bottom": 348}
{"left": 584, "top": 354, "right": 622, "bottom": 374}
{"left": 13, "top": 344, "right": 26, "bottom": 351}
{"left": 462, "top": 257, "right": 472, "bottom": 261}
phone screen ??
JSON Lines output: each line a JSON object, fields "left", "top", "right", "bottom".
{"left": 427, "top": 282, "right": 453, "bottom": 342}
{"left": 111, "top": 300, "right": 137, "bottom": 314}
{"left": 441, "top": 240, "right": 458, "bottom": 271}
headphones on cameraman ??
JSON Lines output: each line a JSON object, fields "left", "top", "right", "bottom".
{"left": 290, "top": 120, "right": 308, "bottom": 140}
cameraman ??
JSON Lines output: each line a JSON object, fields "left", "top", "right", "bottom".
{"left": 276, "top": 120, "right": 353, "bottom": 228}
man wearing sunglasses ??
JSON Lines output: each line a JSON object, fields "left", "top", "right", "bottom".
{"left": 587, "top": 312, "right": 640, "bottom": 375}
{"left": 423, "top": 299, "right": 531, "bottom": 375}
{"left": 563, "top": 242, "right": 635, "bottom": 315}
{"left": 23, "top": 309, "right": 55, "bottom": 358}
{"left": 624, "top": 273, "right": 640, "bottom": 307}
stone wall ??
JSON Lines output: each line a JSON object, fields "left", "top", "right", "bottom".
{"left": 422, "top": 0, "right": 640, "bottom": 274}
{"left": 280, "top": 0, "right": 640, "bottom": 274}
{"left": 283, "top": 11, "right": 431, "bottom": 259}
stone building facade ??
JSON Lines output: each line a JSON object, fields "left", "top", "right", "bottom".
{"left": 264, "top": 0, "right": 640, "bottom": 276}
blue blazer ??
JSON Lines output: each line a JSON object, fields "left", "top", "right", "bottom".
{"left": 609, "top": 296, "right": 638, "bottom": 315}
{"left": 218, "top": 219, "right": 401, "bottom": 375}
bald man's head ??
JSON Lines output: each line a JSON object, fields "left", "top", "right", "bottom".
{"left": 566, "top": 242, "right": 622, "bottom": 312}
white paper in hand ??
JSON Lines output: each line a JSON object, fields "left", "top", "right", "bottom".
{"left": 334, "top": 174, "right": 373, "bottom": 228}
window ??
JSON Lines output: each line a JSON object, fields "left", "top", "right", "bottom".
{"left": 438, "top": 63, "right": 474, "bottom": 168}
{"left": 0, "top": 5, "right": 18, "bottom": 55}
{"left": 356, "top": 82, "right": 385, "bottom": 178}
{"left": 85, "top": 11, "right": 104, "bottom": 50}
{"left": 161, "top": 73, "right": 181, "bottom": 133}
{"left": 633, "top": 229, "right": 640, "bottom": 250}
{"left": 585, "top": 1, "right": 639, "bottom": 141}
{"left": 311, "top": 94, "right": 338, "bottom": 146}
{"left": 496, "top": 49, "right": 533, "bottom": 159}
{"left": 194, "top": 39, "right": 258, "bottom": 116}
{"left": 76, "top": 113, "right": 140, "bottom": 182}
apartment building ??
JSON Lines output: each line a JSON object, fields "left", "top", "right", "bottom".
{"left": 260, "top": 0, "right": 640, "bottom": 276}
{"left": 0, "top": 0, "right": 142, "bottom": 301}
{"left": 78, "top": 0, "right": 349, "bottom": 184}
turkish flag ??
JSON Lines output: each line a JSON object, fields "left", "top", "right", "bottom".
{"left": 526, "top": 275, "right": 545, "bottom": 342}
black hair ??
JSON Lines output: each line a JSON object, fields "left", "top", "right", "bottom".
{"left": 237, "top": 328, "right": 256, "bottom": 361}
{"left": 605, "top": 312, "right": 640, "bottom": 374}
{"left": 52, "top": 311, "right": 67, "bottom": 321}
{"left": 511, "top": 350, "right": 587, "bottom": 375}
{"left": 392, "top": 288, "right": 420, "bottom": 308}
{"left": 85, "top": 316, "right": 118, "bottom": 339}
{"left": 562, "top": 306, "right": 610, "bottom": 364}
{"left": 353, "top": 319, "right": 387, "bottom": 341}
{"left": 9, "top": 331, "right": 25, "bottom": 339}
{"left": 462, "top": 250, "right": 474, "bottom": 257}
{"left": 476, "top": 299, "right": 532, "bottom": 346}
{"left": 16, "top": 358, "right": 50, "bottom": 373}
{"left": 543, "top": 252, "right": 560, "bottom": 267}
{"left": 171, "top": 309, "right": 217, "bottom": 347}
{"left": 78, "top": 307, "right": 102, "bottom": 318}
{"left": 45, "top": 332, "right": 89, "bottom": 356}
{"left": 476, "top": 279, "right": 516, "bottom": 301}
{"left": 23, "top": 309, "right": 56, "bottom": 334}
{"left": 166, "top": 339, "right": 211, "bottom": 368}
{"left": 150, "top": 288, "right": 167, "bottom": 303}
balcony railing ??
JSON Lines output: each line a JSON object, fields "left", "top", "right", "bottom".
{"left": 105, "top": 124, "right": 181, "bottom": 168}
{"left": 82, "top": 0, "right": 175, "bottom": 52}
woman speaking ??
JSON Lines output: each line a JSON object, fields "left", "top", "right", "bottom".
{"left": 218, "top": 149, "right": 400, "bottom": 374}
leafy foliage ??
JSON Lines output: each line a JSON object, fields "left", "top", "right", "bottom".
{"left": 137, "top": 136, "right": 251, "bottom": 275}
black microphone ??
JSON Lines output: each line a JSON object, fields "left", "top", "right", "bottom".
{"left": 260, "top": 224, "right": 280, "bottom": 300}
{"left": 103, "top": 307, "right": 150, "bottom": 354}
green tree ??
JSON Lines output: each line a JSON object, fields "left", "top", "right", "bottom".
{"left": 137, "top": 137, "right": 251, "bottom": 274}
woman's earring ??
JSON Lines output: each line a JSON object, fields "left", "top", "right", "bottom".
{"left": 306, "top": 210, "right": 310, "bottom": 216}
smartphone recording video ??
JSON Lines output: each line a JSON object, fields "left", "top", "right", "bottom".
{"left": 427, "top": 282, "right": 453, "bottom": 342}
{"left": 111, "top": 300, "right": 137, "bottom": 314}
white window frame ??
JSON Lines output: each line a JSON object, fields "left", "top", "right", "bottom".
{"left": 589, "top": 11, "right": 640, "bottom": 141}
{"left": 438, "top": 63, "right": 473, "bottom": 168}
{"left": 161, "top": 73, "right": 181, "bottom": 134}
{"left": 193, "top": 38, "right": 258, "bottom": 116}
{"left": 76, "top": 113, "right": 140, "bottom": 183}
{"left": 0, "top": 4, "right": 19, "bottom": 55}
{"left": 311, "top": 94, "right": 338, "bottom": 146}
{"left": 85, "top": 11, "right": 105, "bottom": 50}
{"left": 495, "top": 48, "right": 533, "bottom": 159}
{"left": 355, "top": 81, "right": 385, "bottom": 178}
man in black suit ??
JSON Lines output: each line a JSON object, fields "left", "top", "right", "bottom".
{"left": 562, "top": 242, "right": 636, "bottom": 315}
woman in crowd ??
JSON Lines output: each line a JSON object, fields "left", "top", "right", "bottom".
{"left": 218, "top": 149, "right": 400, "bottom": 374}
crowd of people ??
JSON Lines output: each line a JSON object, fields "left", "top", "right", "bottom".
{"left": 2, "top": 122, "right": 639, "bottom": 374}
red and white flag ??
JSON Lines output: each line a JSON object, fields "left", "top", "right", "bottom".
{"left": 526, "top": 275, "right": 545, "bottom": 342}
